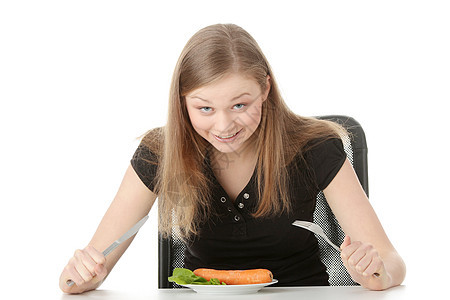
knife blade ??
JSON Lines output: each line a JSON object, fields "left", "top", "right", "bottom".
{"left": 66, "top": 215, "right": 149, "bottom": 287}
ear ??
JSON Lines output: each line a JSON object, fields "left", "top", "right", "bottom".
{"left": 262, "top": 75, "right": 271, "bottom": 101}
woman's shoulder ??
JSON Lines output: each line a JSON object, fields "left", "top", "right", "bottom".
{"left": 131, "top": 127, "right": 165, "bottom": 167}
{"left": 140, "top": 127, "right": 165, "bottom": 155}
{"left": 305, "top": 137, "right": 345, "bottom": 157}
{"left": 285, "top": 115, "right": 344, "bottom": 155}
{"left": 131, "top": 127, "right": 164, "bottom": 191}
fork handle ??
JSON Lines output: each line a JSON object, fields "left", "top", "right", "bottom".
{"left": 332, "top": 241, "right": 381, "bottom": 277}
{"left": 323, "top": 236, "right": 342, "bottom": 252}
{"left": 66, "top": 280, "right": 75, "bottom": 287}
{"left": 335, "top": 243, "right": 381, "bottom": 278}
{"left": 315, "top": 231, "right": 381, "bottom": 277}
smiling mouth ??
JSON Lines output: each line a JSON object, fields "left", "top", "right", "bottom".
{"left": 214, "top": 129, "right": 242, "bottom": 142}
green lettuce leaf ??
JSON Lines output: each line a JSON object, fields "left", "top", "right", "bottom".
{"left": 168, "top": 268, "right": 226, "bottom": 285}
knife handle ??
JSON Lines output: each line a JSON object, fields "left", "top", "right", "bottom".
{"left": 65, "top": 242, "right": 119, "bottom": 287}
{"left": 64, "top": 215, "right": 148, "bottom": 287}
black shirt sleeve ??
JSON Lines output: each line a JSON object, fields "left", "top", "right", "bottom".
{"left": 130, "top": 141, "right": 159, "bottom": 192}
{"left": 307, "top": 138, "right": 347, "bottom": 190}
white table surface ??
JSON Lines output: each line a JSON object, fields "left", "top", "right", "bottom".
{"left": 57, "top": 285, "right": 433, "bottom": 300}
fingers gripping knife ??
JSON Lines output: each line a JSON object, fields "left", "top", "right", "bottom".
{"left": 66, "top": 215, "right": 149, "bottom": 287}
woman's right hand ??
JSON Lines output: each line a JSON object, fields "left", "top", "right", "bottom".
{"left": 59, "top": 245, "right": 108, "bottom": 294}
{"left": 59, "top": 165, "right": 157, "bottom": 294}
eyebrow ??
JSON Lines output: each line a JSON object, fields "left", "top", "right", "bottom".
{"left": 190, "top": 93, "right": 251, "bottom": 103}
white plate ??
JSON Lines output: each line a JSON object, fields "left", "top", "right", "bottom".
{"left": 181, "top": 279, "right": 278, "bottom": 294}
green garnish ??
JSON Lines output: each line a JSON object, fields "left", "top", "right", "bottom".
{"left": 168, "top": 268, "right": 226, "bottom": 285}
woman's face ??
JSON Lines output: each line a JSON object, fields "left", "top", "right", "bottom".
{"left": 185, "top": 73, "right": 270, "bottom": 155}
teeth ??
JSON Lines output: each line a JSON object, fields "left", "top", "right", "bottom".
{"left": 217, "top": 131, "right": 238, "bottom": 139}
{"left": 219, "top": 133, "right": 235, "bottom": 138}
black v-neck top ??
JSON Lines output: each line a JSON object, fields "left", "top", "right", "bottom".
{"left": 131, "top": 137, "right": 346, "bottom": 286}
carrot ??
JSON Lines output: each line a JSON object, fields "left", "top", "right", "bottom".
{"left": 193, "top": 268, "right": 273, "bottom": 285}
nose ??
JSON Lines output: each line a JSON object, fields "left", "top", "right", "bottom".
{"left": 214, "top": 111, "right": 236, "bottom": 135}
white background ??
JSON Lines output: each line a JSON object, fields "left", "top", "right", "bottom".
{"left": 1, "top": 0, "right": 449, "bottom": 298}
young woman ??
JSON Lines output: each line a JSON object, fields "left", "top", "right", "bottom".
{"left": 59, "top": 23, "right": 405, "bottom": 293}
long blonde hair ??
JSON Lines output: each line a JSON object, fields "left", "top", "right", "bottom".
{"left": 143, "top": 24, "right": 345, "bottom": 239}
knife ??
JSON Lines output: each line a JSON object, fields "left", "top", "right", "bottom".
{"left": 66, "top": 215, "right": 149, "bottom": 286}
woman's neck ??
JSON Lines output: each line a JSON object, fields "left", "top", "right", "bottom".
{"left": 210, "top": 140, "right": 258, "bottom": 171}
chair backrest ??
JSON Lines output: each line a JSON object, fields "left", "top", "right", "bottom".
{"left": 158, "top": 115, "right": 368, "bottom": 288}
{"left": 314, "top": 115, "right": 368, "bottom": 286}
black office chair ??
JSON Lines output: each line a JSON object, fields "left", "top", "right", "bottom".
{"left": 314, "top": 115, "right": 368, "bottom": 286}
{"left": 158, "top": 115, "right": 368, "bottom": 288}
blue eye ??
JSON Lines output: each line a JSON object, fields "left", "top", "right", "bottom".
{"left": 234, "top": 104, "right": 245, "bottom": 110}
{"left": 200, "top": 107, "right": 212, "bottom": 113}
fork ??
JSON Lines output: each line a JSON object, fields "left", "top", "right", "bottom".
{"left": 292, "top": 220, "right": 380, "bottom": 277}
{"left": 292, "top": 220, "right": 341, "bottom": 251}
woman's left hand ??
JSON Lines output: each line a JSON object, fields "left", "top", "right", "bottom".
{"left": 340, "top": 236, "right": 391, "bottom": 290}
